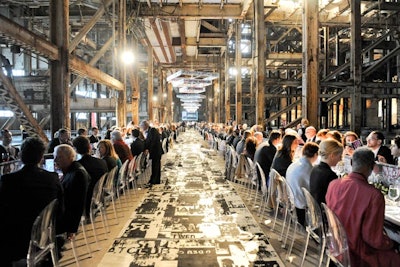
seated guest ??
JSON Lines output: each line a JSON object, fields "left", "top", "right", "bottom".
{"left": 243, "top": 136, "right": 257, "bottom": 161}
{"left": 54, "top": 145, "right": 89, "bottom": 239}
{"left": 391, "top": 135, "right": 400, "bottom": 166}
{"left": 326, "top": 148, "right": 400, "bottom": 267}
{"left": 111, "top": 130, "right": 133, "bottom": 164}
{"left": 305, "top": 126, "right": 317, "bottom": 143}
{"left": 98, "top": 139, "right": 122, "bottom": 171}
{"left": 236, "top": 130, "right": 253, "bottom": 155}
{"left": 310, "top": 139, "right": 343, "bottom": 204}
{"left": 48, "top": 128, "right": 73, "bottom": 153}
{"left": 286, "top": 142, "right": 319, "bottom": 227}
{"left": 326, "top": 130, "right": 342, "bottom": 143}
{"left": 0, "top": 129, "right": 20, "bottom": 160}
{"left": 315, "top": 128, "right": 329, "bottom": 144}
{"left": 367, "top": 130, "right": 394, "bottom": 164}
{"left": 89, "top": 126, "right": 101, "bottom": 144}
{"left": 130, "top": 128, "right": 145, "bottom": 157}
{"left": 271, "top": 133, "right": 299, "bottom": 177}
{"left": 76, "top": 128, "right": 87, "bottom": 137}
{"left": 72, "top": 136, "right": 107, "bottom": 218}
{"left": 0, "top": 137, "right": 64, "bottom": 266}
{"left": 342, "top": 131, "right": 359, "bottom": 157}
{"left": 254, "top": 130, "right": 282, "bottom": 186}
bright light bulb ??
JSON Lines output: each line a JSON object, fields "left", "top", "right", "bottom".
{"left": 121, "top": 51, "right": 134, "bottom": 65}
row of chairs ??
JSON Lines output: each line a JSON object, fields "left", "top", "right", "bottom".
{"left": 222, "top": 143, "right": 351, "bottom": 267}
{"left": 23, "top": 152, "right": 153, "bottom": 267}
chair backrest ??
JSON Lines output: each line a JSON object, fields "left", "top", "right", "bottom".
{"left": 118, "top": 159, "right": 130, "bottom": 187}
{"left": 92, "top": 173, "right": 108, "bottom": 206}
{"left": 302, "top": 187, "right": 323, "bottom": 232}
{"left": 28, "top": 199, "right": 58, "bottom": 265}
{"left": 321, "top": 203, "right": 351, "bottom": 267}
{"left": 104, "top": 166, "right": 119, "bottom": 193}
{"left": 275, "top": 174, "right": 288, "bottom": 204}
{"left": 283, "top": 179, "right": 296, "bottom": 215}
{"left": 162, "top": 138, "right": 168, "bottom": 154}
{"left": 256, "top": 162, "right": 268, "bottom": 195}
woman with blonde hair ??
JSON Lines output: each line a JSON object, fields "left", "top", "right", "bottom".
{"left": 310, "top": 139, "right": 343, "bottom": 204}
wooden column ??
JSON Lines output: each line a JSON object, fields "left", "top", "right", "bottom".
{"left": 350, "top": 0, "right": 362, "bottom": 135}
{"left": 159, "top": 67, "right": 166, "bottom": 123}
{"left": 235, "top": 20, "right": 242, "bottom": 124}
{"left": 148, "top": 47, "right": 154, "bottom": 121}
{"left": 117, "top": 0, "right": 127, "bottom": 127}
{"left": 302, "top": 0, "right": 319, "bottom": 127}
{"left": 130, "top": 37, "right": 139, "bottom": 125}
{"left": 213, "top": 79, "right": 219, "bottom": 123}
{"left": 50, "top": 0, "right": 69, "bottom": 134}
{"left": 255, "top": 0, "right": 265, "bottom": 126}
{"left": 167, "top": 82, "right": 173, "bottom": 123}
{"left": 225, "top": 49, "right": 231, "bottom": 123}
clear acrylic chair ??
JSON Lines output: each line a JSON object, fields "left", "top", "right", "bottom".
{"left": 89, "top": 173, "right": 109, "bottom": 241}
{"left": 281, "top": 180, "right": 299, "bottom": 256}
{"left": 301, "top": 187, "right": 325, "bottom": 267}
{"left": 321, "top": 203, "right": 351, "bottom": 267}
{"left": 271, "top": 173, "right": 289, "bottom": 233}
{"left": 116, "top": 159, "right": 130, "bottom": 201}
{"left": 103, "top": 166, "right": 119, "bottom": 221}
{"left": 27, "top": 199, "right": 59, "bottom": 267}
{"left": 255, "top": 162, "right": 269, "bottom": 217}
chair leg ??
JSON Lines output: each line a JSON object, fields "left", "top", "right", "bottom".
{"left": 89, "top": 213, "right": 100, "bottom": 248}
{"left": 272, "top": 200, "right": 281, "bottom": 230}
{"left": 301, "top": 232, "right": 311, "bottom": 267}
{"left": 70, "top": 238, "right": 81, "bottom": 267}
{"left": 318, "top": 236, "right": 326, "bottom": 267}
{"left": 110, "top": 195, "right": 118, "bottom": 222}
{"left": 50, "top": 244, "right": 59, "bottom": 267}
{"left": 279, "top": 207, "right": 288, "bottom": 242}
{"left": 80, "top": 220, "right": 92, "bottom": 257}
{"left": 286, "top": 221, "right": 297, "bottom": 259}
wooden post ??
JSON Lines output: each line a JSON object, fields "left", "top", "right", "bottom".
{"left": 235, "top": 20, "right": 242, "bottom": 124}
{"left": 302, "top": 0, "right": 319, "bottom": 127}
{"left": 50, "top": 0, "right": 69, "bottom": 134}
{"left": 213, "top": 79, "right": 219, "bottom": 123}
{"left": 225, "top": 49, "right": 230, "bottom": 123}
{"left": 116, "top": 0, "right": 127, "bottom": 127}
{"left": 350, "top": 0, "right": 362, "bottom": 135}
{"left": 148, "top": 47, "right": 154, "bottom": 121}
{"left": 256, "top": 0, "right": 265, "bottom": 126}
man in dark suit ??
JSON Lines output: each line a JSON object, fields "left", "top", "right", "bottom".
{"left": 140, "top": 120, "right": 162, "bottom": 185}
{"left": 367, "top": 130, "right": 394, "bottom": 164}
{"left": 48, "top": 128, "right": 73, "bottom": 153}
{"left": 54, "top": 144, "right": 89, "bottom": 239}
{"left": 0, "top": 129, "right": 20, "bottom": 160}
{"left": 0, "top": 137, "right": 64, "bottom": 266}
{"left": 130, "top": 128, "right": 145, "bottom": 157}
{"left": 89, "top": 126, "right": 101, "bottom": 144}
{"left": 72, "top": 136, "right": 107, "bottom": 217}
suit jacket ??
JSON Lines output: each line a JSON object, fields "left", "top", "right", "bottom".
{"left": 0, "top": 145, "right": 19, "bottom": 160}
{"left": 254, "top": 141, "right": 277, "bottom": 182}
{"left": 144, "top": 127, "right": 162, "bottom": 160}
{"left": 310, "top": 161, "right": 338, "bottom": 205}
{"left": 59, "top": 161, "right": 89, "bottom": 234}
{"left": 377, "top": 145, "right": 394, "bottom": 165}
{"left": 89, "top": 134, "right": 100, "bottom": 144}
{"left": 130, "top": 138, "right": 145, "bottom": 157}
{"left": 78, "top": 154, "right": 107, "bottom": 217}
{"left": 0, "top": 165, "right": 63, "bottom": 265}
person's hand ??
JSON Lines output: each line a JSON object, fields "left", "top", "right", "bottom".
{"left": 66, "top": 232, "right": 76, "bottom": 240}
{"left": 377, "top": 155, "right": 387, "bottom": 163}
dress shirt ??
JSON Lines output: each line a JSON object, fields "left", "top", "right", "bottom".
{"left": 286, "top": 156, "right": 312, "bottom": 209}
{"left": 326, "top": 172, "right": 400, "bottom": 266}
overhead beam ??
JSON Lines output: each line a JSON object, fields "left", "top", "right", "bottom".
{"left": 139, "top": 4, "right": 242, "bottom": 19}
{"left": 161, "top": 20, "right": 176, "bottom": 63}
{"left": 186, "top": 37, "right": 226, "bottom": 47}
{"left": 201, "top": 20, "right": 221, "bottom": 32}
{"left": 0, "top": 14, "right": 59, "bottom": 60}
{"left": 264, "top": 99, "right": 301, "bottom": 124}
{"left": 69, "top": 0, "right": 114, "bottom": 52}
{"left": 150, "top": 19, "right": 170, "bottom": 62}
{"left": 69, "top": 57, "right": 124, "bottom": 90}
{"left": 363, "top": 46, "right": 400, "bottom": 77}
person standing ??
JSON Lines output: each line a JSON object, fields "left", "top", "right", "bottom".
{"left": 0, "top": 137, "right": 63, "bottom": 266}
{"left": 326, "top": 148, "right": 400, "bottom": 266}
{"left": 0, "top": 129, "right": 19, "bottom": 160}
{"left": 140, "top": 120, "right": 162, "bottom": 186}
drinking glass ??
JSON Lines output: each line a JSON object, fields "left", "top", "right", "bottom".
{"left": 388, "top": 184, "right": 400, "bottom": 202}
{"left": 2, "top": 152, "right": 9, "bottom": 162}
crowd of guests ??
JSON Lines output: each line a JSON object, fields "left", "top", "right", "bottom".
{"left": 200, "top": 119, "right": 400, "bottom": 266}
{"left": 0, "top": 120, "right": 183, "bottom": 266}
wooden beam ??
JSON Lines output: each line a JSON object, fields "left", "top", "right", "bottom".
{"left": 69, "top": 57, "right": 124, "bottom": 91}
{"left": 264, "top": 100, "right": 301, "bottom": 124}
{"left": 201, "top": 20, "right": 221, "bottom": 32}
{"left": 69, "top": 0, "right": 114, "bottom": 53}
{"left": 0, "top": 65, "right": 48, "bottom": 142}
{"left": 186, "top": 37, "right": 226, "bottom": 47}
{"left": 161, "top": 20, "right": 176, "bottom": 63}
{"left": 178, "top": 19, "right": 187, "bottom": 61}
{"left": 139, "top": 4, "right": 242, "bottom": 19}
{"left": 150, "top": 19, "right": 170, "bottom": 63}
{"left": 0, "top": 14, "right": 59, "bottom": 60}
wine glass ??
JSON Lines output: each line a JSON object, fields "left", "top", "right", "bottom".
{"left": 388, "top": 184, "right": 400, "bottom": 203}
{"left": 2, "top": 152, "right": 9, "bottom": 162}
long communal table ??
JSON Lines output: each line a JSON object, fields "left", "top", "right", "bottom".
{"left": 98, "top": 130, "right": 285, "bottom": 267}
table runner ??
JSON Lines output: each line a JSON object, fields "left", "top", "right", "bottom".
{"left": 98, "top": 131, "right": 284, "bottom": 267}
